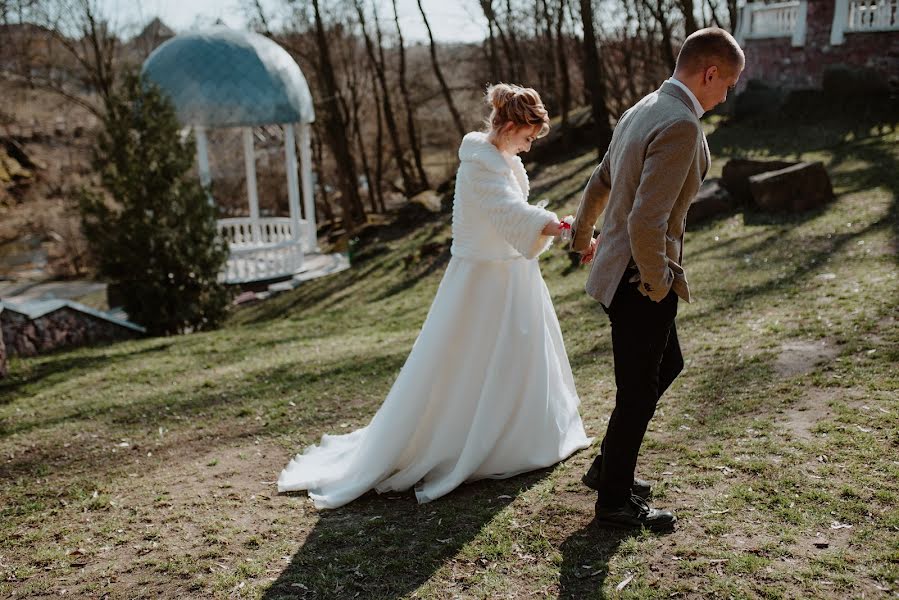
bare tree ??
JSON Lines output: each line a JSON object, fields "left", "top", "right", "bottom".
{"left": 417, "top": 0, "right": 466, "bottom": 139}
{"left": 679, "top": 0, "right": 699, "bottom": 36}
{"left": 391, "top": 0, "right": 429, "bottom": 191}
{"left": 353, "top": 0, "right": 419, "bottom": 196}
{"left": 311, "top": 0, "right": 364, "bottom": 231}
{"left": 479, "top": 0, "right": 518, "bottom": 81}
{"left": 4, "top": 0, "right": 122, "bottom": 116}
{"left": 334, "top": 21, "right": 379, "bottom": 214}
{"left": 642, "top": 0, "right": 678, "bottom": 71}
{"left": 370, "top": 67, "right": 386, "bottom": 212}
{"left": 579, "top": 0, "right": 613, "bottom": 155}
{"left": 554, "top": 0, "right": 572, "bottom": 128}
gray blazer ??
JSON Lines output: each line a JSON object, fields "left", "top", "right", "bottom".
{"left": 571, "top": 81, "right": 710, "bottom": 306}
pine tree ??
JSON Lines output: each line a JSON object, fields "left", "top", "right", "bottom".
{"left": 80, "top": 72, "right": 231, "bottom": 336}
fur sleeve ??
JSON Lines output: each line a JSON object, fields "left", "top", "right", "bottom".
{"left": 470, "top": 172, "right": 557, "bottom": 259}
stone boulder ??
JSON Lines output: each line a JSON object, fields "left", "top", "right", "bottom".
{"left": 721, "top": 158, "right": 798, "bottom": 205}
{"left": 749, "top": 162, "right": 834, "bottom": 213}
{"left": 687, "top": 179, "right": 734, "bottom": 226}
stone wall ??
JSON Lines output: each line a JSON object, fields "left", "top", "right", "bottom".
{"left": 1, "top": 307, "right": 141, "bottom": 357}
{"left": 740, "top": 1, "right": 899, "bottom": 91}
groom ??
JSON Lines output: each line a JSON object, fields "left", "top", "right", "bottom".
{"left": 570, "top": 28, "right": 744, "bottom": 531}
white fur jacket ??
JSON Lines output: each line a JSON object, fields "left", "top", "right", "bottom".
{"left": 450, "top": 132, "right": 558, "bottom": 261}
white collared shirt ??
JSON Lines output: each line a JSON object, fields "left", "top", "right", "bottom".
{"left": 666, "top": 77, "right": 704, "bottom": 118}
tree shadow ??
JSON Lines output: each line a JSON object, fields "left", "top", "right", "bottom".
{"left": 528, "top": 155, "right": 596, "bottom": 203}
{"left": 373, "top": 244, "right": 451, "bottom": 302}
{"left": 707, "top": 113, "right": 897, "bottom": 233}
{"left": 263, "top": 470, "right": 552, "bottom": 599}
{"left": 0, "top": 341, "right": 174, "bottom": 399}
{"left": 558, "top": 523, "right": 639, "bottom": 599}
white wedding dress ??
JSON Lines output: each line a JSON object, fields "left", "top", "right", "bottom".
{"left": 277, "top": 132, "right": 592, "bottom": 508}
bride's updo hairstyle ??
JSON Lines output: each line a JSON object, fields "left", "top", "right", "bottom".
{"left": 485, "top": 83, "right": 551, "bottom": 138}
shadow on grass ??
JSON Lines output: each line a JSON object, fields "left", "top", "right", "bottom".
{"left": 0, "top": 341, "right": 174, "bottom": 400}
{"left": 558, "top": 524, "right": 638, "bottom": 599}
{"left": 263, "top": 471, "right": 552, "bottom": 599}
{"left": 706, "top": 115, "right": 897, "bottom": 230}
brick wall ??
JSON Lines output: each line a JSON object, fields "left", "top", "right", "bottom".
{"left": 740, "top": 0, "right": 899, "bottom": 90}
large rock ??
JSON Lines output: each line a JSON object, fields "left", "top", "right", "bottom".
{"left": 749, "top": 162, "right": 834, "bottom": 213}
{"left": 721, "top": 158, "right": 798, "bottom": 205}
{"left": 687, "top": 178, "right": 734, "bottom": 226}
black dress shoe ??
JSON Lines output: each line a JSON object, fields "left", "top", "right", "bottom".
{"left": 582, "top": 461, "right": 652, "bottom": 499}
{"left": 595, "top": 495, "right": 677, "bottom": 532}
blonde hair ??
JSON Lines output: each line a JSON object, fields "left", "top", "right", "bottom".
{"left": 485, "top": 83, "right": 551, "bottom": 138}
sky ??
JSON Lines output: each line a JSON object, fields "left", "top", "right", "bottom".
{"left": 99, "top": 0, "right": 488, "bottom": 43}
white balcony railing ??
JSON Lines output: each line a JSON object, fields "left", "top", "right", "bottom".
{"left": 848, "top": 0, "right": 899, "bottom": 31}
{"left": 736, "top": 1, "right": 808, "bottom": 47}
{"left": 217, "top": 217, "right": 309, "bottom": 283}
{"left": 833, "top": 0, "right": 899, "bottom": 43}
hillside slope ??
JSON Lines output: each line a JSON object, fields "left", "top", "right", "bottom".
{"left": 1, "top": 114, "right": 896, "bottom": 599}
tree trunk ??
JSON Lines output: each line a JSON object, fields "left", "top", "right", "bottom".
{"left": 727, "top": 0, "right": 738, "bottom": 31}
{"left": 392, "top": 0, "right": 429, "bottom": 192}
{"left": 680, "top": 0, "right": 699, "bottom": 36}
{"left": 310, "top": 125, "right": 335, "bottom": 227}
{"left": 504, "top": 0, "right": 526, "bottom": 82}
{"left": 554, "top": 0, "right": 571, "bottom": 128}
{"left": 353, "top": 0, "right": 417, "bottom": 197}
{"left": 417, "top": 0, "right": 466, "bottom": 139}
{"left": 311, "top": 0, "right": 363, "bottom": 232}
{"left": 337, "top": 37, "right": 377, "bottom": 215}
{"left": 645, "top": 0, "right": 678, "bottom": 72}
{"left": 480, "top": 0, "right": 518, "bottom": 81}
{"left": 579, "top": 0, "right": 614, "bottom": 156}
{"left": 371, "top": 68, "right": 387, "bottom": 212}
{"left": 485, "top": 17, "right": 500, "bottom": 81}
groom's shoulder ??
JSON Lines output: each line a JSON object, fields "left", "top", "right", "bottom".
{"left": 628, "top": 91, "right": 695, "bottom": 130}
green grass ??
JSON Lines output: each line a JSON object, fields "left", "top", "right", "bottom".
{"left": 1, "top": 113, "right": 897, "bottom": 598}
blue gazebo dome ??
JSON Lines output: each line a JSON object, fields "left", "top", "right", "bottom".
{"left": 141, "top": 27, "right": 315, "bottom": 128}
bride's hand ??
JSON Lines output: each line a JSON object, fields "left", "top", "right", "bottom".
{"left": 541, "top": 220, "right": 564, "bottom": 237}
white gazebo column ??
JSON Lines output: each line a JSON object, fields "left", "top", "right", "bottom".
{"left": 284, "top": 124, "right": 302, "bottom": 244}
{"left": 242, "top": 127, "right": 261, "bottom": 244}
{"left": 298, "top": 123, "right": 318, "bottom": 251}
{"left": 194, "top": 126, "right": 213, "bottom": 205}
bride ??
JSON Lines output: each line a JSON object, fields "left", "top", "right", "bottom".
{"left": 277, "top": 83, "right": 595, "bottom": 508}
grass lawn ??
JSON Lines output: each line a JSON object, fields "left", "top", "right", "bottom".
{"left": 1, "top": 113, "right": 897, "bottom": 599}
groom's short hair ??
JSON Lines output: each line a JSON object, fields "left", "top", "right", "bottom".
{"left": 676, "top": 28, "right": 745, "bottom": 75}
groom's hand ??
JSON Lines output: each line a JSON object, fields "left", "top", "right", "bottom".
{"left": 580, "top": 237, "right": 598, "bottom": 265}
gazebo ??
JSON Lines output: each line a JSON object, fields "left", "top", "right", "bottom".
{"left": 142, "top": 28, "right": 317, "bottom": 283}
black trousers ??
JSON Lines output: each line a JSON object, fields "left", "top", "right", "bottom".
{"left": 594, "top": 270, "right": 684, "bottom": 507}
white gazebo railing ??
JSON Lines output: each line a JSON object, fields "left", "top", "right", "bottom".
{"left": 832, "top": 0, "right": 899, "bottom": 43}
{"left": 736, "top": 1, "right": 808, "bottom": 46}
{"left": 196, "top": 122, "right": 319, "bottom": 284}
{"left": 218, "top": 217, "right": 308, "bottom": 283}
{"left": 219, "top": 217, "right": 298, "bottom": 246}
